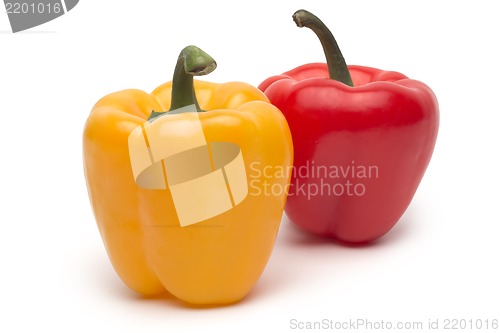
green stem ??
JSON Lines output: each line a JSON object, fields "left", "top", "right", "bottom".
{"left": 148, "top": 45, "right": 217, "bottom": 122}
{"left": 292, "top": 9, "right": 353, "bottom": 87}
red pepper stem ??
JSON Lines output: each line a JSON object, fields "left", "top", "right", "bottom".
{"left": 148, "top": 45, "right": 217, "bottom": 121}
{"left": 293, "top": 10, "right": 353, "bottom": 87}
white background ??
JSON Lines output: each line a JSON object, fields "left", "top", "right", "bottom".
{"left": 1, "top": 1, "right": 499, "bottom": 332}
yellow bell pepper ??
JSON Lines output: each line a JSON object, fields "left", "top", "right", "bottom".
{"left": 83, "top": 45, "right": 293, "bottom": 305}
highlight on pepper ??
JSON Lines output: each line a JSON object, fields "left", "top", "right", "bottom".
{"left": 128, "top": 106, "right": 248, "bottom": 227}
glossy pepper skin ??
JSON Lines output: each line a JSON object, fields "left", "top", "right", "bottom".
{"left": 259, "top": 10, "right": 439, "bottom": 243}
{"left": 83, "top": 46, "right": 293, "bottom": 305}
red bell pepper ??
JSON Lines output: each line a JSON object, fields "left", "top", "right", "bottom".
{"left": 259, "top": 10, "right": 439, "bottom": 243}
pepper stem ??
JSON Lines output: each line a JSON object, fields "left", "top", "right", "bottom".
{"left": 148, "top": 45, "right": 217, "bottom": 121}
{"left": 293, "top": 9, "right": 353, "bottom": 87}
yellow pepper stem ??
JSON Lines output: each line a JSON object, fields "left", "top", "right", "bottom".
{"left": 149, "top": 45, "right": 217, "bottom": 121}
